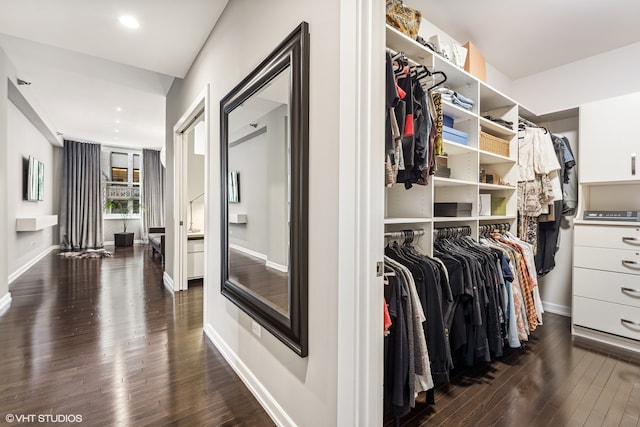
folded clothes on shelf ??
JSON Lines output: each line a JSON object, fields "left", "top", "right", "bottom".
{"left": 434, "top": 87, "right": 475, "bottom": 111}
{"left": 483, "top": 115, "right": 514, "bottom": 130}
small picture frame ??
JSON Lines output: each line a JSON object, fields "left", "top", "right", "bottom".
{"left": 228, "top": 171, "right": 239, "bottom": 203}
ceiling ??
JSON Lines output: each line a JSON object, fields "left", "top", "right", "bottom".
{"left": 3, "top": 1, "right": 640, "bottom": 149}
{"left": 0, "top": 0, "right": 228, "bottom": 149}
{"left": 406, "top": 0, "right": 640, "bottom": 80}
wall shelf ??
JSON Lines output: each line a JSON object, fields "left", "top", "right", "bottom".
{"left": 16, "top": 215, "right": 58, "bottom": 231}
{"left": 229, "top": 213, "right": 248, "bottom": 224}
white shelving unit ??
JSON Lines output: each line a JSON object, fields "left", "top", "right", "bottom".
{"left": 385, "top": 24, "right": 521, "bottom": 251}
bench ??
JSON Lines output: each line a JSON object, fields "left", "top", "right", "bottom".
{"left": 148, "top": 227, "right": 165, "bottom": 263}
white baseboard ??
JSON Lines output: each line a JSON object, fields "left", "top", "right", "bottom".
{"left": 230, "top": 244, "right": 288, "bottom": 273}
{"left": 8, "top": 245, "right": 59, "bottom": 284}
{"left": 542, "top": 301, "right": 571, "bottom": 317}
{"left": 230, "top": 243, "right": 267, "bottom": 261}
{"left": 265, "top": 260, "right": 288, "bottom": 273}
{"left": 204, "top": 323, "right": 295, "bottom": 427}
{"left": 163, "top": 271, "right": 175, "bottom": 293}
{"left": 0, "top": 292, "right": 12, "bottom": 315}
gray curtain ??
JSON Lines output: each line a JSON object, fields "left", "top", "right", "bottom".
{"left": 59, "top": 140, "right": 103, "bottom": 250}
{"left": 142, "top": 149, "right": 165, "bottom": 237}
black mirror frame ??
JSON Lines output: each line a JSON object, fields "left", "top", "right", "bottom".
{"left": 220, "top": 22, "right": 309, "bottom": 357}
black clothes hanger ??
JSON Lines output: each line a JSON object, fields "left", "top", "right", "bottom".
{"left": 426, "top": 71, "right": 447, "bottom": 90}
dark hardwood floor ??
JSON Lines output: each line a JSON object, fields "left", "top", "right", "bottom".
{"left": 3, "top": 246, "right": 640, "bottom": 426}
{"left": 385, "top": 313, "right": 640, "bottom": 426}
{"left": 1, "top": 245, "right": 274, "bottom": 426}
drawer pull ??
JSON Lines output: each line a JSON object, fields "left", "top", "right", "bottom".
{"left": 621, "top": 286, "right": 640, "bottom": 296}
{"left": 622, "top": 260, "right": 640, "bottom": 269}
{"left": 621, "top": 318, "right": 640, "bottom": 327}
{"left": 622, "top": 236, "right": 640, "bottom": 245}
{"left": 633, "top": 153, "right": 637, "bottom": 176}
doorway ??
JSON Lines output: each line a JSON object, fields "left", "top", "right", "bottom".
{"left": 173, "top": 87, "right": 209, "bottom": 293}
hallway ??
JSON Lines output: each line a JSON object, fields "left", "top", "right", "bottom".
{"left": 0, "top": 246, "right": 273, "bottom": 426}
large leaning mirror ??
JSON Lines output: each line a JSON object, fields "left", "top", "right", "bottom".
{"left": 221, "top": 22, "right": 309, "bottom": 356}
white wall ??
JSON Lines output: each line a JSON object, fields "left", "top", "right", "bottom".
{"left": 513, "top": 41, "right": 640, "bottom": 114}
{"left": 165, "top": 1, "right": 343, "bottom": 425}
{"left": 6, "top": 101, "right": 59, "bottom": 276}
{"left": 229, "top": 105, "right": 288, "bottom": 266}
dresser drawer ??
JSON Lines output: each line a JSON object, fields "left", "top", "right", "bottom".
{"left": 574, "top": 268, "right": 640, "bottom": 308}
{"left": 574, "top": 224, "right": 640, "bottom": 250}
{"left": 573, "top": 246, "right": 640, "bottom": 275}
{"left": 573, "top": 296, "right": 640, "bottom": 341}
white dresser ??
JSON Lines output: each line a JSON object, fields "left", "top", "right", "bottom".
{"left": 573, "top": 223, "right": 640, "bottom": 351}
{"left": 573, "top": 92, "right": 640, "bottom": 353}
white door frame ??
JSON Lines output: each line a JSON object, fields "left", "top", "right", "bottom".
{"left": 336, "top": 0, "right": 385, "bottom": 425}
{"left": 172, "top": 86, "right": 210, "bottom": 293}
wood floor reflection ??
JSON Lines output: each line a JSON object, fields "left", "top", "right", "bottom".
{"left": 1, "top": 246, "right": 274, "bottom": 426}
{"left": 228, "top": 248, "right": 288, "bottom": 316}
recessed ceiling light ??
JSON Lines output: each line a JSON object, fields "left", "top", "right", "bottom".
{"left": 119, "top": 15, "right": 140, "bottom": 29}
{"left": 116, "top": 106, "right": 122, "bottom": 112}
{"left": 115, "top": 129, "right": 120, "bottom": 133}
{"left": 115, "top": 119, "right": 120, "bottom": 124}
{"left": 114, "top": 137, "right": 119, "bottom": 140}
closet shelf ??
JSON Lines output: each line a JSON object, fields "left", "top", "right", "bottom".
{"left": 442, "top": 140, "right": 477, "bottom": 155}
{"left": 432, "top": 51, "right": 478, "bottom": 88}
{"left": 385, "top": 25, "right": 434, "bottom": 65}
{"left": 479, "top": 183, "right": 516, "bottom": 191}
{"left": 384, "top": 217, "right": 433, "bottom": 225}
{"left": 479, "top": 81, "right": 518, "bottom": 111}
{"left": 442, "top": 101, "right": 476, "bottom": 121}
{"left": 433, "top": 177, "right": 477, "bottom": 187}
{"left": 433, "top": 216, "right": 477, "bottom": 223}
{"left": 479, "top": 117, "right": 516, "bottom": 138}
{"left": 385, "top": 24, "right": 476, "bottom": 89}
{"left": 479, "top": 215, "right": 517, "bottom": 221}
{"left": 479, "top": 150, "right": 515, "bottom": 165}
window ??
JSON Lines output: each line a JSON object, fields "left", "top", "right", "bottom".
{"left": 103, "top": 150, "right": 141, "bottom": 216}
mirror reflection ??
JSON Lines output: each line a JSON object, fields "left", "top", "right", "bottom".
{"left": 226, "top": 66, "right": 291, "bottom": 317}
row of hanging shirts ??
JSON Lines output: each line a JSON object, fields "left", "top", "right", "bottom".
{"left": 517, "top": 117, "right": 577, "bottom": 276}
{"left": 384, "top": 50, "right": 447, "bottom": 189}
{"left": 383, "top": 225, "right": 542, "bottom": 419}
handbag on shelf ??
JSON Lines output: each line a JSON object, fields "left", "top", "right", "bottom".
{"left": 386, "top": 0, "right": 422, "bottom": 39}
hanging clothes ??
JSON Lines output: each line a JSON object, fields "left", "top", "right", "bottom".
{"left": 534, "top": 133, "right": 578, "bottom": 276}
{"left": 384, "top": 254, "right": 434, "bottom": 418}
{"left": 384, "top": 51, "right": 440, "bottom": 189}
{"left": 517, "top": 126, "right": 561, "bottom": 258}
{"left": 383, "top": 227, "right": 543, "bottom": 420}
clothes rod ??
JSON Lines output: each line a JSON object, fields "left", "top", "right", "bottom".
{"left": 384, "top": 229, "right": 426, "bottom": 239}
{"left": 386, "top": 48, "right": 425, "bottom": 68}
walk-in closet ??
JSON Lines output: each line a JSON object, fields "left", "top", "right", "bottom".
{"left": 382, "top": 2, "right": 639, "bottom": 425}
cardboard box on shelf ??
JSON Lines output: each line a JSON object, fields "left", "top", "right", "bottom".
{"left": 463, "top": 42, "right": 486, "bottom": 82}
{"left": 436, "top": 155, "right": 448, "bottom": 168}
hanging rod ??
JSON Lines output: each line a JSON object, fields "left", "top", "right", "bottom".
{"left": 384, "top": 229, "right": 426, "bottom": 239}
{"left": 433, "top": 225, "right": 472, "bottom": 240}
{"left": 479, "top": 222, "right": 511, "bottom": 237}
